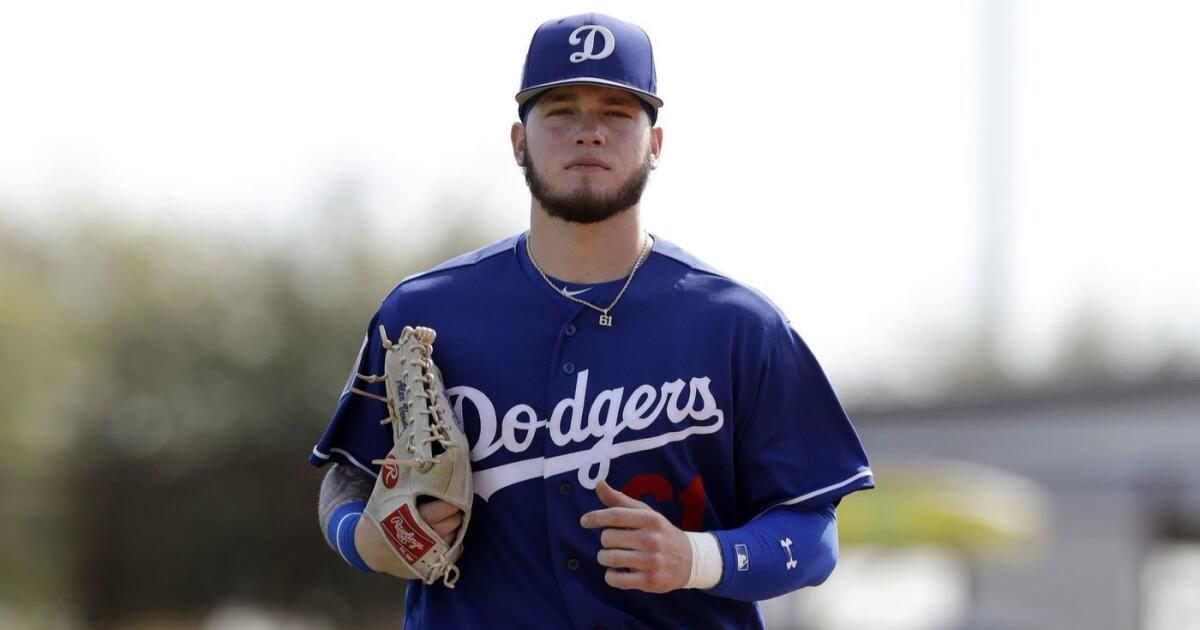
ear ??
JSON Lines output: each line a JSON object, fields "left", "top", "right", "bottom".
{"left": 648, "top": 126, "right": 663, "bottom": 169}
{"left": 511, "top": 122, "right": 527, "bottom": 167}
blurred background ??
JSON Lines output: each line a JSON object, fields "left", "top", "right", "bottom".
{"left": 1, "top": 1, "right": 1197, "bottom": 628}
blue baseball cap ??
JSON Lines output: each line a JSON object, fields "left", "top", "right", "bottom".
{"left": 516, "top": 13, "right": 662, "bottom": 123}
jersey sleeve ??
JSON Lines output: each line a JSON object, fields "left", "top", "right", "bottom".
{"left": 307, "top": 311, "right": 392, "bottom": 477}
{"left": 733, "top": 325, "right": 874, "bottom": 520}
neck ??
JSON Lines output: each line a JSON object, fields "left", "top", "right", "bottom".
{"left": 528, "top": 203, "right": 648, "bottom": 284}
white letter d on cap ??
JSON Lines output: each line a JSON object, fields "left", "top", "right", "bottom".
{"left": 569, "top": 25, "right": 615, "bottom": 63}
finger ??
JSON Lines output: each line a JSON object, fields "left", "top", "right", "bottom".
{"left": 431, "top": 512, "right": 463, "bottom": 544}
{"left": 604, "top": 568, "right": 651, "bottom": 591}
{"left": 581, "top": 506, "right": 657, "bottom": 530}
{"left": 418, "top": 499, "right": 461, "bottom": 523}
{"left": 597, "top": 548, "right": 652, "bottom": 571}
{"left": 596, "top": 480, "right": 648, "bottom": 509}
{"left": 600, "top": 527, "right": 644, "bottom": 550}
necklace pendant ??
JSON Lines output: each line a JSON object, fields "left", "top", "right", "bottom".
{"left": 599, "top": 313, "right": 613, "bottom": 327}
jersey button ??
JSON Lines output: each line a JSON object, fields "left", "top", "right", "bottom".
{"left": 564, "top": 323, "right": 577, "bottom": 336}
{"left": 559, "top": 482, "right": 572, "bottom": 495}
{"left": 567, "top": 558, "right": 581, "bottom": 571}
{"left": 563, "top": 361, "right": 576, "bottom": 374}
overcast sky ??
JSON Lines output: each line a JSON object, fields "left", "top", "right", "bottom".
{"left": 2, "top": 0, "right": 1197, "bottom": 396}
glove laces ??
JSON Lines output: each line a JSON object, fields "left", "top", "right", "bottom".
{"left": 350, "top": 327, "right": 458, "bottom": 471}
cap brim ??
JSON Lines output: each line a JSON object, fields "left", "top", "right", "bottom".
{"left": 515, "top": 77, "right": 663, "bottom": 109}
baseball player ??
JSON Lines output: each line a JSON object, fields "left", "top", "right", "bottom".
{"left": 312, "top": 13, "right": 873, "bottom": 629}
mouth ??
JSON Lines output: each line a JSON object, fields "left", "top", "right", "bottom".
{"left": 565, "top": 158, "right": 611, "bottom": 170}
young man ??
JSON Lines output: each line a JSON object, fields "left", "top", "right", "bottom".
{"left": 311, "top": 13, "right": 873, "bottom": 629}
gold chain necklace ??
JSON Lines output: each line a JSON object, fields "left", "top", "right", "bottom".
{"left": 525, "top": 230, "right": 651, "bottom": 327}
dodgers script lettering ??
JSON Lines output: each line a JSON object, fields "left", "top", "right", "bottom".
{"left": 447, "top": 369, "right": 725, "bottom": 500}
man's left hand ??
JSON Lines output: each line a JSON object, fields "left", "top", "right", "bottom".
{"left": 580, "top": 480, "right": 693, "bottom": 593}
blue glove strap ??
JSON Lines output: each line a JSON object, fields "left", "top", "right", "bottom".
{"left": 327, "top": 500, "right": 374, "bottom": 574}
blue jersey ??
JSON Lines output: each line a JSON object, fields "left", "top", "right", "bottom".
{"left": 309, "top": 232, "right": 873, "bottom": 629}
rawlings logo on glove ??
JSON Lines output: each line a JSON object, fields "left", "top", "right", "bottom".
{"left": 349, "top": 325, "right": 473, "bottom": 587}
{"left": 382, "top": 505, "right": 437, "bottom": 564}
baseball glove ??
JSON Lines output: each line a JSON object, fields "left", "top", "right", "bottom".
{"left": 349, "top": 325, "right": 472, "bottom": 587}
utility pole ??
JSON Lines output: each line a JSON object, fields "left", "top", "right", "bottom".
{"left": 977, "top": 0, "right": 1014, "bottom": 368}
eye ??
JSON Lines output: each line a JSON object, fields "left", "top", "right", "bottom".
{"left": 546, "top": 108, "right": 573, "bottom": 116}
{"left": 606, "top": 110, "right": 632, "bottom": 118}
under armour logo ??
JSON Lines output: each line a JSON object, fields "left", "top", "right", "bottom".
{"left": 569, "top": 25, "right": 615, "bottom": 63}
{"left": 781, "top": 538, "right": 797, "bottom": 570}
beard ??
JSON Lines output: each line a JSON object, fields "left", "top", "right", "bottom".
{"left": 523, "top": 147, "right": 653, "bottom": 224}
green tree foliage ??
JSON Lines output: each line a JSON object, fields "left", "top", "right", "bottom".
{"left": 0, "top": 223, "right": 83, "bottom": 621}
{"left": 0, "top": 205, "right": 489, "bottom": 628}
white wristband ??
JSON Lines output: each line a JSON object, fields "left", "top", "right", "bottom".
{"left": 684, "top": 531, "right": 723, "bottom": 589}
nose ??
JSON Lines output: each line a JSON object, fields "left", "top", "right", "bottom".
{"left": 573, "top": 113, "right": 605, "bottom": 146}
